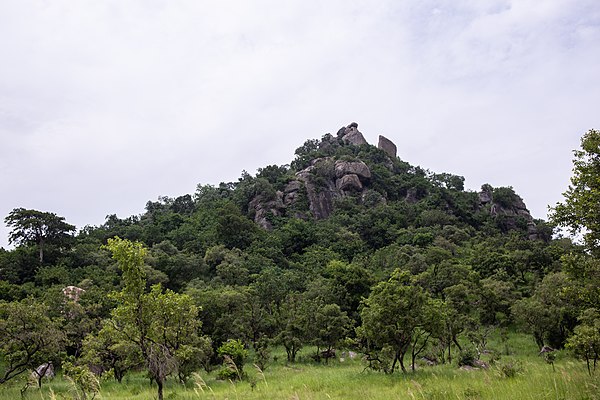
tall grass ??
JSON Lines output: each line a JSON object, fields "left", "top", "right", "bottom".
{"left": 2, "top": 333, "right": 598, "bottom": 400}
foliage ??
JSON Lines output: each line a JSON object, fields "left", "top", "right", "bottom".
{"left": 62, "top": 359, "right": 100, "bottom": 400}
{"left": 217, "top": 339, "right": 247, "bottom": 380}
{"left": 551, "top": 129, "right": 600, "bottom": 254}
{"left": 357, "top": 270, "right": 431, "bottom": 373}
{"left": 566, "top": 309, "right": 600, "bottom": 375}
{"left": 0, "top": 298, "right": 64, "bottom": 384}
{"left": 101, "top": 237, "right": 203, "bottom": 400}
{"left": 5, "top": 208, "right": 75, "bottom": 263}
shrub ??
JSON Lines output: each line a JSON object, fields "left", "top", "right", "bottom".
{"left": 217, "top": 339, "right": 247, "bottom": 379}
{"left": 458, "top": 348, "right": 477, "bottom": 367}
{"left": 497, "top": 361, "right": 523, "bottom": 378}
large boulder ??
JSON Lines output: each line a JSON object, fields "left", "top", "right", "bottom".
{"left": 378, "top": 135, "right": 397, "bottom": 158}
{"left": 336, "top": 174, "right": 363, "bottom": 191}
{"left": 334, "top": 160, "right": 371, "bottom": 180}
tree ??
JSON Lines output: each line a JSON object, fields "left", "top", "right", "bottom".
{"left": 5, "top": 208, "right": 76, "bottom": 263}
{"left": 0, "top": 298, "right": 64, "bottom": 384}
{"left": 551, "top": 129, "right": 600, "bottom": 254}
{"left": 312, "top": 303, "right": 352, "bottom": 362}
{"left": 511, "top": 272, "right": 576, "bottom": 349}
{"left": 566, "top": 309, "right": 600, "bottom": 375}
{"left": 82, "top": 321, "right": 142, "bottom": 383}
{"left": 275, "top": 294, "right": 309, "bottom": 363}
{"left": 357, "top": 270, "right": 430, "bottom": 373}
{"left": 102, "top": 237, "right": 203, "bottom": 400}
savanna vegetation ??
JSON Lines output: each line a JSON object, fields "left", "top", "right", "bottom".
{"left": 1, "top": 127, "right": 599, "bottom": 399}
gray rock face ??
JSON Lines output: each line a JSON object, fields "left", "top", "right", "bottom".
{"left": 334, "top": 160, "right": 371, "bottom": 180}
{"left": 336, "top": 174, "right": 362, "bottom": 191}
{"left": 283, "top": 180, "right": 303, "bottom": 206}
{"left": 340, "top": 123, "right": 368, "bottom": 146}
{"left": 296, "top": 168, "right": 338, "bottom": 220}
{"left": 378, "top": 135, "right": 397, "bottom": 158}
{"left": 249, "top": 192, "right": 284, "bottom": 230}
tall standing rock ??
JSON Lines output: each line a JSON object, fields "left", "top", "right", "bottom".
{"left": 378, "top": 135, "right": 397, "bottom": 158}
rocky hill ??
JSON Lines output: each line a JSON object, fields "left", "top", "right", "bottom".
{"left": 248, "top": 122, "right": 540, "bottom": 240}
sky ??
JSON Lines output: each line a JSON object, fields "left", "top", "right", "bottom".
{"left": 1, "top": 0, "right": 599, "bottom": 248}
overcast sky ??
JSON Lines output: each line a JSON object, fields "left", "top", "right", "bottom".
{"left": 1, "top": 0, "right": 599, "bottom": 248}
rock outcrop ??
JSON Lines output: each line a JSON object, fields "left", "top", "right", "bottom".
{"left": 478, "top": 185, "right": 539, "bottom": 239}
{"left": 339, "top": 122, "right": 368, "bottom": 146}
{"left": 250, "top": 154, "right": 375, "bottom": 223}
{"left": 249, "top": 192, "right": 284, "bottom": 230}
{"left": 378, "top": 135, "right": 397, "bottom": 158}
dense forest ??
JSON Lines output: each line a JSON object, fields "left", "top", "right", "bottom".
{"left": 1, "top": 124, "right": 599, "bottom": 400}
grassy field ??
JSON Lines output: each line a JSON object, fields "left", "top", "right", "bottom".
{"left": 3, "top": 333, "right": 599, "bottom": 400}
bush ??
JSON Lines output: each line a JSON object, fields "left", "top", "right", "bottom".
{"left": 458, "top": 348, "right": 477, "bottom": 367}
{"left": 216, "top": 362, "right": 241, "bottom": 381}
{"left": 497, "top": 361, "right": 523, "bottom": 378}
{"left": 217, "top": 339, "right": 248, "bottom": 379}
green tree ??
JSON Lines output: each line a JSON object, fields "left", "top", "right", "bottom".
{"left": 0, "top": 298, "right": 64, "bottom": 384}
{"left": 357, "top": 270, "right": 430, "bottom": 373}
{"left": 566, "top": 309, "right": 600, "bottom": 375}
{"left": 82, "top": 321, "right": 142, "bottom": 383}
{"left": 103, "top": 237, "right": 203, "bottom": 400}
{"left": 5, "top": 208, "right": 76, "bottom": 263}
{"left": 275, "top": 294, "right": 308, "bottom": 362}
{"left": 312, "top": 303, "right": 352, "bottom": 362}
{"left": 551, "top": 129, "right": 600, "bottom": 254}
{"left": 512, "top": 272, "right": 576, "bottom": 349}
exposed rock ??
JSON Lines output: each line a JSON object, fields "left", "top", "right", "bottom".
{"left": 479, "top": 186, "right": 493, "bottom": 204}
{"left": 283, "top": 180, "right": 303, "bottom": 206}
{"left": 421, "top": 356, "right": 437, "bottom": 366}
{"left": 540, "top": 346, "right": 555, "bottom": 354}
{"left": 378, "top": 135, "right": 397, "bottom": 158}
{"left": 296, "top": 168, "right": 337, "bottom": 220}
{"left": 249, "top": 192, "right": 284, "bottom": 230}
{"left": 334, "top": 160, "right": 371, "bottom": 180}
{"left": 340, "top": 122, "right": 368, "bottom": 146}
{"left": 473, "top": 359, "right": 490, "bottom": 369}
{"left": 31, "top": 362, "right": 54, "bottom": 386}
{"left": 62, "top": 286, "right": 85, "bottom": 302}
{"left": 479, "top": 184, "right": 539, "bottom": 239}
{"left": 285, "top": 180, "right": 303, "bottom": 193}
{"left": 405, "top": 188, "right": 418, "bottom": 204}
{"left": 361, "top": 190, "right": 387, "bottom": 207}
{"left": 336, "top": 174, "right": 362, "bottom": 192}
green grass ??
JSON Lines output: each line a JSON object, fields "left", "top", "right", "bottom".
{"left": 3, "top": 334, "right": 599, "bottom": 400}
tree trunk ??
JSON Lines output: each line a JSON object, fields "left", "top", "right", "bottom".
{"left": 452, "top": 336, "right": 462, "bottom": 352}
{"left": 391, "top": 352, "right": 399, "bottom": 374}
{"left": 157, "top": 379, "right": 164, "bottom": 400}
{"left": 399, "top": 352, "right": 407, "bottom": 373}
